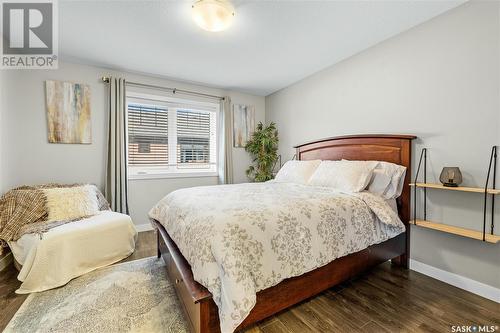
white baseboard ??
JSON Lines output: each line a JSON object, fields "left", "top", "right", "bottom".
{"left": 410, "top": 259, "right": 500, "bottom": 303}
{"left": 135, "top": 223, "right": 154, "bottom": 232}
{"left": 0, "top": 252, "right": 13, "bottom": 272}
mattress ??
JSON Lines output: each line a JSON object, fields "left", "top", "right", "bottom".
{"left": 149, "top": 182, "right": 405, "bottom": 332}
{"left": 9, "top": 211, "right": 137, "bottom": 294}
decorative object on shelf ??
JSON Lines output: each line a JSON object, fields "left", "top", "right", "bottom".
{"left": 245, "top": 122, "right": 278, "bottom": 182}
{"left": 439, "top": 167, "right": 463, "bottom": 187}
{"left": 45, "top": 80, "right": 92, "bottom": 144}
{"left": 233, "top": 104, "right": 255, "bottom": 148}
{"left": 411, "top": 146, "right": 498, "bottom": 243}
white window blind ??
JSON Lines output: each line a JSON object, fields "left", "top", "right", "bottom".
{"left": 177, "top": 109, "right": 217, "bottom": 169}
{"left": 128, "top": 104, "right": 169, "bottom": 166}
{"left": 126, "top": 94, "right": 219, "bottom": 179}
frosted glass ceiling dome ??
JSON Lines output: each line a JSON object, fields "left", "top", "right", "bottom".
{"left": 192, "top": 0, "right": 235, "bottom": 32}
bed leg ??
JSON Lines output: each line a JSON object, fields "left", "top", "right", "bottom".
{"left": 403, "top": 227, "right": 410, "bottom": 269}
{"left": 391, "top": 254, "right": 409, "bottom": 269}
{"left": 156, "top": 229, "right": 161, "bottom": 259}
{"left": 391, "top": 229, "right": 410, "bottom": 269}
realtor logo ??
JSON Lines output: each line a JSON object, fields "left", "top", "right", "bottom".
{"left": 1, "top": 0, "right": 58, "bottom": 69}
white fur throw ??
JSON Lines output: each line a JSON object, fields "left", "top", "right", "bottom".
{"left": 43, "top": 185, "right": 100, "bottom": 222}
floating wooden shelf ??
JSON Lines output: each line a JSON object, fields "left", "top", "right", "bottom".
{"left": 412, "top": 147, "right": 498, "bottom": 243}
{"left": 410, "top": 183, "right": 500, "bottom": 195}
{"left": 412, "top": 219, "right": 500, "bottom": 244}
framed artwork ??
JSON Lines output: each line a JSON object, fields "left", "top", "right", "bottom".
{"left": 45, "top": 80, "right": 92, "bottom": 144}
{"left": 233, "top": 104, "right": 255, "bottom": 148}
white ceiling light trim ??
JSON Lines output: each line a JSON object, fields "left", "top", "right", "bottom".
{"left": 192, "top": 0, "right": 235, "bottom": 32}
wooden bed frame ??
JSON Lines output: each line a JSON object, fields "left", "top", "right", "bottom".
{"left": 151, "top": 134, "right": 416, "bottom": 333}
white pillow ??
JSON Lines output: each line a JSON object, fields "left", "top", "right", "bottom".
{"left": 349, "top": 160, "right": 407, "bottom": 199}
{"left": 309, "top": 160, "right": 378, "bottom": 192}
{"left": 274, "top": 160, "right": 321, "bottom": 184}
{"left": 367, "top": 169, "right": 392, "bottom": 196}
{"left": 384, "top": 165, "right": 406, "bottom": 199}
{"left": 379, "top": 161, "right": 406, "bottom": 199}
{"left": 43, "top": 185, "right": 100, "bottom": 222}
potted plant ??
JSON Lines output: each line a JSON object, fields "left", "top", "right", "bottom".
{"left": 245, "top": 122, "right": 279, "bottom": 182}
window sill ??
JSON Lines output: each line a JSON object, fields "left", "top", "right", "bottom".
{"left": 128, "top": 172, "right": 219, "bottom": 180}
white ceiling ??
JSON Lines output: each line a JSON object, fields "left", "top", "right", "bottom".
{"left": 60, "top": 0, "right": 465, "bottom": 96}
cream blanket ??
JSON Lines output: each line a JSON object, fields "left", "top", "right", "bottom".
{"left": 0, "top": 184, "right": 110, "bottom": 253}
{"left": 149, "top": 182, "right": 405, "bottom": 333}
{"left": 9, "top": 211, "right": 137, "bottom": 294}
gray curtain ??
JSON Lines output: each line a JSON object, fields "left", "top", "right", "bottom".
{"left": 218, "top": 96, "right": 233, "bottom": 184}
{"left": 105, "top": 78, "right": 129, "bottom": 214}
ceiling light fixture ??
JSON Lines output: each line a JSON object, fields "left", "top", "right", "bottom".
{"left": 192, "top": 0, "right": 235, "bottom": 32}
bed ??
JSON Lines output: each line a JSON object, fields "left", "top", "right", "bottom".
{"left": 149, "top": 134, "right": 415, "bottom": 333}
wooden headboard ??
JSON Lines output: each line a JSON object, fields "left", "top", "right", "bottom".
{"left": 294, "top": 134, "right": 416, "bottom": 225}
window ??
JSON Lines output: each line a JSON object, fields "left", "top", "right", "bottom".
{"left": 128, "top": 104, "right": 169, "bottom": 166}
{"left": 126, "top": 93, "right": 219, "bottom": 179}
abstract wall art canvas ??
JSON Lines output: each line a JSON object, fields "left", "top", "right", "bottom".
{"left": 233, "top": 104, "right": 255, "bottom": 148}
{"left": 45, "top": 80, "right": 92, "bottom": 144}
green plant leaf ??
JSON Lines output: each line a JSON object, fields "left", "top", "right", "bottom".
{"left": 244, "top": 121, "right": 279, "bottom": 182}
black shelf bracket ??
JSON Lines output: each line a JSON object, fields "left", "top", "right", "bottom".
{"left": 483, "top": 146, "right": 497, "bottom": 241}
{"left": 413, "top": 148, "right": 427, "bottom": 225}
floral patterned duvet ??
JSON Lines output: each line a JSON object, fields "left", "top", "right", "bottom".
{"left": 149, "top": 182, "right": 405, "bottom": 333}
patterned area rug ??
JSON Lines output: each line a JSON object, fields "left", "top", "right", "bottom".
{"left": 4, "top": 257, "right": 190, "bottom": 333}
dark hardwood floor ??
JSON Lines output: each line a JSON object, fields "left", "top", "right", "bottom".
{"left": 119, "top": 230, "right": 157, "bottom": 264}
{"left": 1, "top": 230, "right": 498, "bottom": 332}
{"left": 0, "top": 259, "right": 28, "bottom": 332}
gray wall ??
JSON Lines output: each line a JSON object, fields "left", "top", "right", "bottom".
{"left": 266, "top": 1, "right": 500, "bottom": 288}
{"left": 2, "top": 62, "right": 265, "bottom": 226}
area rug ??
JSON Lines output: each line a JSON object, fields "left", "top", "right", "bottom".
{"left": 4, "top": 257, "right": 190, "bottom": 333}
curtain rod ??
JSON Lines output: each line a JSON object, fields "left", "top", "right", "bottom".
{"left": 101, "top": 76, "right": 225, "bottom": 101}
